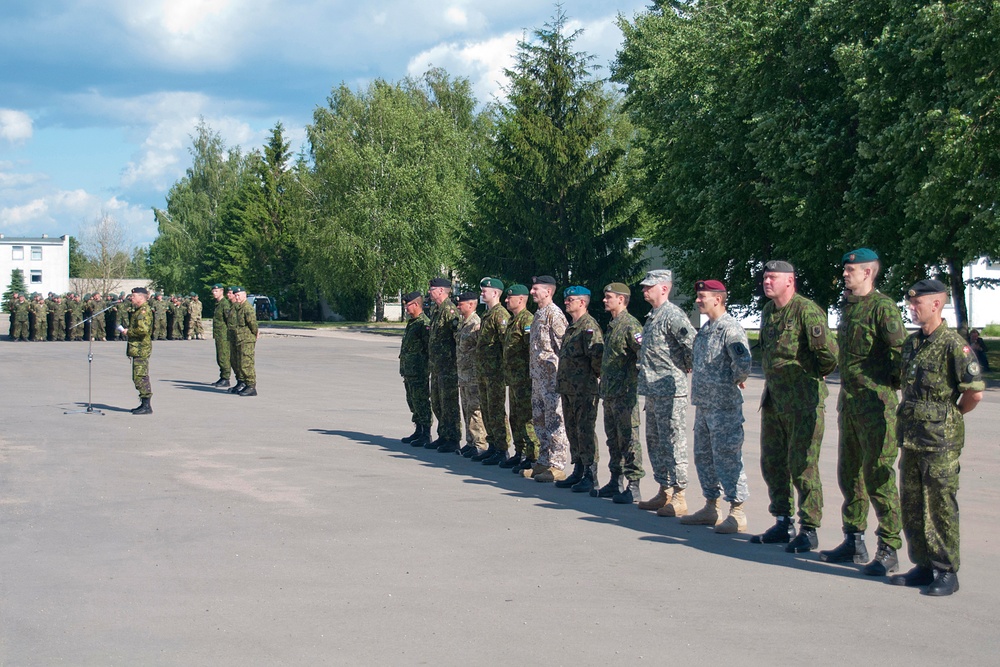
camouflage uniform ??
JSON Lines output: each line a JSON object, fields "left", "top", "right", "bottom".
{"left": 213, "top": 297, "right": 232, "bottom": 381}
{"left": 169, "top": 299, "right": 186, "bottom": 340}
{"left": 187, "top": 297, "right": 203, "bottom": 339}
{"left": 67, "top": 296, "right": 84, "bottom": 341}
{"left": 49, "top": 298, "right": 67, "bottom": 341}
{"left": 477, "top": 303, "right": 512, "bottom": 453}
{"left": 29, "top": 297, "right": 47, "bottom": 341}
{"left": 691, "top": 313, "right": 752, "bottom": 503}
{"left": 399, "top": 310, "right": 431, "bottom": 430}
{"left": 12, "top": 298, "right": 29, "bottom": 340}
{"left": 152, "top": 297, "right": 168, "bottom": 340}
{"left": 836, "top": 290, "right": 905, "bottom": 549}
{"left": 759, "top": 293, "right": 838, "bottom": 528}
{"left": 601, "top": 310, "right": 645, "bottom": 481}
{"left": 126, "top": 301, "right": 153, "bottom": 399}
{"left": 116, "top": 297, "right": 131, "bottom": 341}
{"left": 898, "top": 322, "right": 984, "bottom": 573}
{"left": 557, "top": 312, "right": 603, "bottom": 466}
{"left": 226, "top": 298, "right": 258, "bottom": 386}
{"left": 456, "top": 311, "right": 487, "bottom": 449}
{"left": 530, "top": 302, "right": 570, "bottom": 471}
{"left": 89, "top": 297, "right": 108, "bottom": 341}
{"left": 503, "top": 308, "right": 540, "bottom": 460}
{"left": 429, "top": 298, "right": 462, "bottom": 443}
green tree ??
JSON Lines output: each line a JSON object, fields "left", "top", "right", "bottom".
{"left": 462, "top": 9, "right": 645, "bottom": 293}
{"left": 3, "top": 268, "right": 27, "bottom": 311}
{"left": 68, "top": 235, "right": 88, "bottom": 278}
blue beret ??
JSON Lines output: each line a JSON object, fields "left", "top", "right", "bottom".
{"left": 564, "top": 286, "right": 591, "bottom": 297}
{"left": 842, "top": 248, "right": 879, "bottom": 264}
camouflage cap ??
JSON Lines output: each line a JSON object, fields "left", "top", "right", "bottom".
{"left": 604, "top": 282, "right": 630, "bottom": 295}
{"left": 505, "top": 284, "right": 529, "bottom": 297}
{"left": 480, "top": 277, "right": 504, "bottom": 290}
{"left": 842, "top": 248, "right": 879, "bottom": 264}
{"left": 907, "top": 278, "right": 948, "bottom": 299}
{"left": 639, "top": 269, "right": 672, "bottom": 286}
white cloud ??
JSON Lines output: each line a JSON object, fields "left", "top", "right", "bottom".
{"left": 407, "top": 32, "right": 521, "bottom": 104}
{"left": 445, "top": 6, "right": 469, "bottom": 27}
{"left": 0, "top": 187, "right": 154, "bottom": 240}
{"left": 0, "top": 109, "right": 33, "bottom": 143}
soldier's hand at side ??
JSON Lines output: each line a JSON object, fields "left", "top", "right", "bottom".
{"left": 738, "top": 382, "right": 745, "bottom": 389}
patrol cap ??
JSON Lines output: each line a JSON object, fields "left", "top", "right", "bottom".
{"left": 457, "top": 292, "right": 479, "bottom": 302}
{"left": 604, "top": 282, "right": 630, "bottom": 295}
{"left": 429, "top": 277, "right": 451, "bottom": 288}
{"left": 401, "top": 291, "right": 423, "bottom": 304}
{"left": 506, "top": 284, "right": 529, "bottom": 296}
{"left": 531, "top": 275, "right": 556, "bottom": 286}
{"left": 564, "top": 286, "right": 591, "bottom": 297}
{"left": 842, "top": 248, "right": 879, "bottom": 264}
{"left": 480, "top": 277, "right": 504, "bottom": 290}
{"left": 696, "top": 279, "right": 726, "bottom": 292}
{"left": 764, "top": 260, "right": 795, "bottom": 273}
{"left": 131, "top": 287, "right": 149, "bottom": 295}
{"left": 231, "top": 286, "right": 245, "bottom": 293}
{"left": 907, "top": 279, "right": 948, "bottom": 299}
{"left": 640, "top": 269, "right": 672, "bottom": 286}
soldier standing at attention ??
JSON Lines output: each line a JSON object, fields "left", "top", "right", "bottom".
{"left": 116, "top": 292, "right": 131, "bottom": 341}
{"left": 524, "top": 275, "right": 570, "bottom": 483}
{"left": 555, "top": 286, "right": 604, "bottom": 492}
{"left": 456, "top": 292, "right": 488, "bottom": 456}
{"left": 890, "top": 279, "right": 983, "bottom": 596}
{"left": 598, "top": 283, "right": 645, "bottom": 502}
{"left": 474, "top": 278, "right": 512, "bottom": 465}
{"left": 225, "top": 288, "right": 245, "bottom": 393}
{"left": 819, "top": 249, "right": 906, "bottom": 575}
{"left": 752, "top": 260, "right": 838, "bottom": 553}
{"left": 679, "top": 280, "right": 753, "bottom": 533}
{"left": 49, "top": 294, "right": 67, "bottom": 341}
{"left": 29, "top": 293, "right": 47, "bottom": 341}
{"left": 399, "top": 291, "right": 432, "bottom": 447}
{"left": 151, "top": 293, "right": 167, "bottom": 340}
{"left": 427, "top": 278, "right": 463, "bottom": 453}
{"left": 187, "top": 293, "right": 204, "bottom": 340}
{"left": 503, "top": 285, "right": 541, "bottom": 473}
{"left": 67, "top": 293, "right": 84, "bottom": 341}
{"left": 637, "top": 269, "right": 695, "bottom": 511}
{"left": 119, "top": 287, "right": 153, "bottom": 415}
{"left": 209, "top": 285, "right": 232, "bottom": 387}
{"left": 12, "top": 294, "right": 29, "bottom": 341}
{"left": 226, "top": 287, "right": 258, "bottom": 396}
{"left": 89, "top": 294, "right": 107, "bottom": 341}
{"left": 169, "top": 295, "right": 186, "bottom": 340}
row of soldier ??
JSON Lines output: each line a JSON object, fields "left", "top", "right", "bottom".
{"left": 6, "top": 291, "right": 204, "bottom": 342}
{"left": 399, "top": 250, "right": 982, "bottom": 598}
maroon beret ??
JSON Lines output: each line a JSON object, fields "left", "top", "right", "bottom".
{"left": 696, "top": 279, "right": 726, "bottom": 292}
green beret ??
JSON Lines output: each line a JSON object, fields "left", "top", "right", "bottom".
{"left": 231, "top": 286, "right": 245, "bottom": 293}
{"left": 907, "top": 279, "right": 948, "bottom": 299}
{"left": 764, "top": 260, "right": 795, "bottom": 273}
{"left": 842, "top": 248, "right": 879, "bottom": 264}
{"left": 604, "top": 282, "right": 630, "bottom": 296}
{"left": 505, "top": 284, "right": 529, "bottom": 296}
{"left": 211, "top": 283, "right": 224, "bottom": 289}
{"left": 564, "top": 286, "right": 591, "bottom": 297}
{"left": 480, "top": 277, "right": 504, "bottom": 290}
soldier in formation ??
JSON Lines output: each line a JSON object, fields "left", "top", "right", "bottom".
{"left": 473, "top": 278, "right": 511, "bottom": 464}
{"left": 427, "top": 278, "right": 463, "bottom": 453}
{"left": 503, "top": 284, "right": 540, "bottom": 472}
{"left": 225, "top": 287, "right": 258, "bottom": 396}
{"left": 210, "top": 284, "right": 233, "bottom": 387}
{"left": 120, "top": 287, "right": 153, "bottom": 415}
{"left": 399, "top": 291, "right": 432, "bottom": 448}
{"left": 456, "top": 292, "right": 487, "bottom": 455}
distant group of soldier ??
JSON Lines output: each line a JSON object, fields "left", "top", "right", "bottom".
{"left": 5, "top": 290, "right": 204, "bottom": 342}
{"left": 398, "top": 249, "right": 983, "bottom": 597}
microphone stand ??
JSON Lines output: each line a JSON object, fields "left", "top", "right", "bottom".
{"left": 64, "top": 302, "right": 120, "bottom": 416}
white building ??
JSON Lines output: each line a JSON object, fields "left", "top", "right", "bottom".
{"left": 0, "top": 234, "right": 70, "bottom": 296}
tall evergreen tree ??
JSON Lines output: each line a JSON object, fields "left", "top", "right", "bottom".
{"left": 3, "top": 269, "right": 27, "bottom": 311}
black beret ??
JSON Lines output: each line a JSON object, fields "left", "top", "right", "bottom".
{"left": 907, "top": 279, "right": 948, "bottom": 298}
{"left": 764, "top": 260, "right": 795, "bottom": 273}
{"left": 531, "top": 275, "right": 556, "bottom": 285}
{"left": 131, "top": 287, "right": 149, "bottom": 295}
{"left": 457, "top": 292, "right": 479, "bottom": 302}
{"left": 429, "top": 278, "right": 452, "bottom": 288}
{"left": 402, "top": 291, "right": 423, "bottom": 304}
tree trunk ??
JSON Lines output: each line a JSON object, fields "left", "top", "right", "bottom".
{"left": 947, "top": 256, "right": 969, "bottom": 335}
{"left": 374, "top": 290, "right": 385, "bottom": 322}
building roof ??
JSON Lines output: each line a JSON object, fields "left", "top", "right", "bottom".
{"left": 0, "top": 234, "right": 69, "bottom": 244}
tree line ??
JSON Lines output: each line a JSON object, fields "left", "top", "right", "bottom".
{"left": 145, "top": 4, "right": 1000, "bottom": 325}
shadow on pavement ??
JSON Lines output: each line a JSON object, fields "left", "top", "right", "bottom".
{"left": 163, "top": 379, "right": 229, "bottom": 393}
{"left": 64, "top": 402, "right": 133, "bottom": 413}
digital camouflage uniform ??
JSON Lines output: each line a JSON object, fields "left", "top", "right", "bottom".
{"left": 638, "top": 300, "right": 695, "bottom": 489}
{"left": 226, "top": 299, "right": 258, "bottom": 386}
{"left": 477, "top": 303, "right": 512, "bottom": 453}
{"left": 601, "top": 310, "right": 645, "bottom": 481}
{"left": 399, "top": 310, "right": 431, "bottom": 429}
{"left": 429, "top": 298, "right": 462, "bottom": 443}
{"left": 503, "top": 308, "right": 539, "bottom": 460}
{"left": 556, "top": 311, "right": 603, "bottom": 466}
{"left": 759, "top": 292, "right": 838, "bottom": 528}
{"left": 837, "top": 290, "right": 905, "bottom": 549}
{"left": 898, "top": 322, "right": 984, "bottom": 573}
{"left": 530, "top": 302, "right": 570, "bottom": 471}
{"left": 691, "top": 313, "right": 752, "bottom": 503}
{"left": 213, "top": 297, "right": 232, "bottom": 381}
{"left": 126, "top": 302, "right": 153, "bottom": 400}
{"left": 456, "top": 311, "right": 487, "bottom": 449}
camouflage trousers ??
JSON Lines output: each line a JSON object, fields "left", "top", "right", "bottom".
{"left": 403, "top": 375, "right": 431, "bottom": 428}
{"left": 560, "top": 394, "right": 599, "bottom": 465}
{"left": 459, "top": 383, "right": 488, "bottom": 448}
{"left": 234, "top": 339, "right": 256, "bottom": 385}
{"left": 478, "top": 376, "right": 511, "bottom": 453}
{"left": 602, "top": 395, "right": 645, "bottom": 481}
{"left": 51, "top": 322, "right": 66, "bottom": 341}
{"left": 430, "top": 370, "right": 461, "bottom": 442}
{"left": 131, "top": 357, "right": 152, "bottom": 399}
{"left": 68, "top": 317, "right": 83, "bottom": 341}
{"left": 645, "top": 395, "right": 689, "bottom": 489}
{"left": 154, "top": 318, "right": 167, "bottom": 340}
{"left": 900, "top": 447, "right": 961, "bottom": 572}
{"left": 692, "top": 405, "right": 749, "bottom": 503}
{"left": 508, "top": 383, "right": 539, "bottom": 460}
{"left": 532, "top": 381, "right": 570, "bottom": 471}
{"left": 229, "top": 338, "right": 241, "bottom": 382}
{"left": 214, "top": 335, "right": 231, "bottom": 380}
{"left": 12, "top": 319, "right": 28, "bottom": 340}
{"left": 837, "top": 402, "right": 902, "bottom": 549}
{"left": 31, "top": 321, "right": 46, "bottom": 341}
{"left": 170, "top": 321, "right": 184, "bottom": 340}
{"left": 761, "top": 404, "right": 824, "bottom": 528}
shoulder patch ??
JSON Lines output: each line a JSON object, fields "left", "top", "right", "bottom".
{"left": 963, "top": 345, "right": 971, "bottom": 355}
{"left": 524, "top": 325, "right": 531, "bottom": 332}
{"left": 969, "top": 361, "right": 981, "bottom": 376}
{"left": 500, "top": 319, "right": 507, "bottom": 327}
{"left": 886, "top": 320, "right": 899, "bottom": 333}
{"left": 678, "top": 327, "right": 689, "bottom": 337}
{"left": 811, "top": 325, "right": 823, "bottom": 337}
{"left": 634, "top": 332, "right": 643, "bottom": 343}
{"left": 731, "top": 342, "right": 748, "bottom": 356}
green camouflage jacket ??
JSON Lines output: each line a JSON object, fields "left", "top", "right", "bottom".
{"left": 428, "top": 298, "right": 461, "bottom": 372}
{"left": 503, "top": 307, "right": 533, "bottom": 387}
{"left": 213, "top": 299, "right": 230, "bottom": 339}
{"left": 126, "top": 303, "right": 153, "bottom": 358}
{"left": 838, "top": 289, "right": 905, "bottom": 409}
{"left": 556, "top": 312, "right": 604, "bottom": 396}
{"left": 760, "top": 292, "right": 838, "bottom": 410}
{"left": 225, "top": 300, "right": 258, "bottom": 342}
{"left": 399, "top": 312, "right": 430, "bottom": 378}
{"left": 600, "top": 311, "right": 642, "bottom": 399}
{"left": 476, "top": 303, "right": 510, "bottom": 376}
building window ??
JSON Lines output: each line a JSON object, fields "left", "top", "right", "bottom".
{"left": 31, "top": 246, "right": 42, "bottom": 260}
{"left": 30, "top": 270, "right": 42, "bottom": 284}
{"left": 12, "top": 245, "right": 24, "bottom": 260}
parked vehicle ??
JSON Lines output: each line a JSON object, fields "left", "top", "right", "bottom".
{"left": 248, "top": 294, "right": 278, "bottom": 321}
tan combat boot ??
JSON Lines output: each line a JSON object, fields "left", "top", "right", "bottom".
{"left": 715, "top": 502, "right": 747, "bottom": 534}
{"left": 656, "top": 487, "right": 687, "bottom": 517}
{"left": 534, "top": 466, "right": 567, "bottom": 483}
{"left": 679, "top": 497, "right": 720, "bottom": 525}
{"left": 521, "top": 463, "right": 546, "bottom": 479}
{"left": 637, "top": 484, "right": 672, "bottom": 511}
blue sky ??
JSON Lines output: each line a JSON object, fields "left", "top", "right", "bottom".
{"left": 0, "top": 0, "right": 648, "bottom": 247}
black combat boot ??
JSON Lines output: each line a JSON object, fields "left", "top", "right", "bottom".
{"left": 513, "top": 458, "right": 536, "bottom": 474}
{"left": 410, "top": 425, "right": 431, "bottom": 448}
{"left": 238, "top": 385, "right": 257, "bottom": 396}
{"left": 211, "top": 378, "right": 230, "bottom": 388}
{"left": 862, "top": 542, "right": 899, "bottom": 576}
{"left": 460, "top": 444, "right": 478, "bottom": 457}
{"left": 571, "top": 465, "right": 597, "bottom": 493}
{"left": 750, "top": 516, "right": 795, "bottom": 544}
{"left": 402, "top": 426, "right": 422, "bottom": 444}
{"left": 471, "top": 446, "right": 495, "bottom": 462}
{"left": 499, "top": 453, "right": 522, "bottom": 469}
{"left": 437, "top": 440, "right": 461, "bottom": 454}
{"left": 594, "top": 474, "right": 623, "bottom": 498}
{"left": 925, "top": 570, "right": 959, "bottom": 596}
{"left": 424, "top": 435, "right": 442, "bottom": 449}
{"left": 890, "top": 565, "right": 934, "bottom": 587}
{"left": 228, "top": 382, "right": 246, "bottom": 394}
{"left": 555, "top": 463, "right": 584, "bottom": 488}
{"left": 785, "top": 526, "right": 818, "bottom": 553}
{"left": 482, "top": 449, "right": 508, "bottom": 466}
{"left": 819, "top": 531, "right": 869, "bottom": 563}
{"left": 131, "top": 397, "right": 152, "bottom": 415}
{"left": 613, "top": 479, "right": 641, "bottom": 504}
